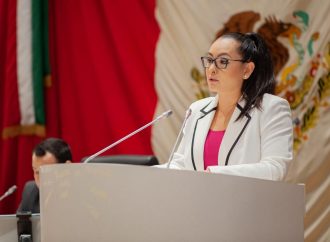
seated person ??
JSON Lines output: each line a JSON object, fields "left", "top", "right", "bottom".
{"left": 17, "top": 138, "right": 72, "bottom": 213}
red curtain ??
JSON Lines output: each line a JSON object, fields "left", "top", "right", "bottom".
{"left": 0, "top": 0, "right": 159, "bottom": 213}
{"left": 48, "top": 0, "right": 159, "bottom": 160}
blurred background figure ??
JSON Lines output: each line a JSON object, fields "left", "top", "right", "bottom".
{"left": 17, "top": 138, "right": 72, "bottom": 213}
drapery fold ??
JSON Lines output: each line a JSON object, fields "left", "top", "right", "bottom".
{"left": 0, "top": 0, "right": 159, "bottom": 213}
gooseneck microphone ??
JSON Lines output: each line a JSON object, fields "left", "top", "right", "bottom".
{"left": 84, "top": 110, "right": 173, "bottom": 163}
{"left": 166, "top": 108, "right": 192, "bottom": 168}
{"left": 0, "top": 185, "right": 17, "bottom": 202}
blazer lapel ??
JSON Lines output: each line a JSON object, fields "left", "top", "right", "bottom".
{"left": 218, "top": 99, "right": 251, "bottom": 166}
{"left": 191, "top": 96, "right": 218, "bottom": 171}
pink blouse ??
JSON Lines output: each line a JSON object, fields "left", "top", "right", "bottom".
{"left": 203, "top": 130, "right": 225, "bottom": 170}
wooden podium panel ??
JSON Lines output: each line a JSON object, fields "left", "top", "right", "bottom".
{"left": 40, "top": 164, "right": 304, "bottom": 242}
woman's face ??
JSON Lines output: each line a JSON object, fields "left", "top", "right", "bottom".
{"left": 205, "top": 37, "right": 250, "bottom": 94}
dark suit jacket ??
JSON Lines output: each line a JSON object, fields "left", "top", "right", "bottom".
{"left": 17, "top": 180, "right": 40, "bottom": 214}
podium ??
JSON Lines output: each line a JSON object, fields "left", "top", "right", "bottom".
{"left": 40, "top": 163, "right": 304, "bottom": 242}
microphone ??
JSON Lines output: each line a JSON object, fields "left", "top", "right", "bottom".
{"left": 84, "top": 110, "right": 173, "bottom": 163}
{"left": 0, "top": 185, "right": 17, "bottom": 202}
{"left": 166, "top": 108, "right": 192, "bottom": 168}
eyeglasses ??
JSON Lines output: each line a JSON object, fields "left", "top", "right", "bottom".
{"left": 201, "top": 56, "right": 245, "bottom": 69}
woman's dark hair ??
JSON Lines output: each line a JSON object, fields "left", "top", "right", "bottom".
{"left": 219, "top": 32, "right": 275, "bottom": 120}
{"left": 33, "top": 138, "right": 72, "bottom": 163}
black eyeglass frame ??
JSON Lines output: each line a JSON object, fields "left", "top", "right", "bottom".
{"left": 200, "top": 56, "right": 245, "bottom": 69}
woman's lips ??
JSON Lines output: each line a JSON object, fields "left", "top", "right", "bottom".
{"left": 208, "top": 78, "right": 219, "bottom": 82}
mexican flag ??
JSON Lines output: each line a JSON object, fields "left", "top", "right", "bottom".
{"left": 0, "top": 0, "right": 50, "bottom": 213}
{"left": 3, "top": 0, "right": 49, "bottom": 139}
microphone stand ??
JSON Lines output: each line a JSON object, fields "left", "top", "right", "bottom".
{"left": 166, "top": 109, "right": 191, "bottom": 168}
{"left": 84, "top": 110, "right": 173, "bottom": 163}
{"left": 0, "top": 185, "right": 17, "bottom": 202}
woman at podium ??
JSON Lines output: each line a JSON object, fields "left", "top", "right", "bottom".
{"left": 166, "top": 32, "right": 293, "bottom": 181}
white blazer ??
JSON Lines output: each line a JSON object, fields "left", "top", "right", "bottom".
{"left": 167, "top": 94, "right": 293, "bottom": 181}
